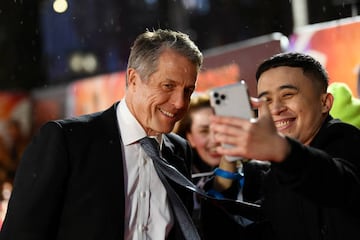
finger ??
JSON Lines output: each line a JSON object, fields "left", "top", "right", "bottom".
{"left": 211, "top": 121, "right": 241, "bottom": 139}
{"left": 250, "top": 97, "right": 261, "bottom": 108}
{"left": 258, "top": 98, "right": 278, "bottom": 134}
{"left": 258, "top": 97, "right": 272, "bottom": 119}
{"left": 211, "top": 114, "right": 250, "bottom": 128}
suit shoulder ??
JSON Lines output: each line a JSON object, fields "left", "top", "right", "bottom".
{"left": 55, "top": 111, "right": 102, "bottom": 127}
{"left": 34, "top": 110, "right": 108, "bottom": 142}
{"left": 166, "top": 132, "right": 188, "bottom": 146}
{"left": 326, "top": 118, "right": 360, "bottom": 137}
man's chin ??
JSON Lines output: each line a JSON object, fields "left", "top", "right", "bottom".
{"left": 161, "top": 127, "right": 175, "bottom": 134}
{"left": 151, "top": 125, "right": 174, "bottom": 134}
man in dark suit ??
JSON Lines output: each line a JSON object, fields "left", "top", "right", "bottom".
{"left": 0, "top": 29, "right": 203, "bottom": 239}
{"left": 205, "top": 52, "right": 360, "bottom": 240}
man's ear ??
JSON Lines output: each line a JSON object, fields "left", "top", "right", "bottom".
{"left": 127, "top": 68, "right": 138, "bottom": 87}
{"left": 321, "top": 92, "right": 334, "bottom": 113}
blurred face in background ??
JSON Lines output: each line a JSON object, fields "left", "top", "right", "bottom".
{"left": 186, "top": 107, "right": 221, "bottom": 167}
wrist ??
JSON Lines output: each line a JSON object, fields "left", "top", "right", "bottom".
{"left": 214, "top": 168, "right": 242, "bottom": 180}
{"left": 273, "top": 135, "right": 291, "bottom": 162}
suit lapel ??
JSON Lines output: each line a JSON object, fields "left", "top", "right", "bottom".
{"left": 98, "top": 102, "right": 126, "bottom": 235}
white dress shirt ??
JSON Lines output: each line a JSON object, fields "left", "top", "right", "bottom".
{"left": 117, "top": 99, "right": 174, "bottom": 240}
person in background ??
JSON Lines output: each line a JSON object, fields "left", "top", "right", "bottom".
{"left": 0, "top": 136, "right": 14, "bottom": 230}
{"left": 0, "top": 136, "right": 14, "bottom": 185}
{"left": 0, "top": 29, "right": 203, "bottom": 240}
{"left": 173, "top": 93, "right": 222, "bottom": 232}
{"left": 5, "top": 119, "right": 29, "bottom": 181}
{"left": 0, "top": 181, "right": 12, "bottom": 229}
{"left": 174, "top": 93, "right": 221, "bottom": 185}
{"left": 207, "top": 52, "right": 360, "bottom": 240}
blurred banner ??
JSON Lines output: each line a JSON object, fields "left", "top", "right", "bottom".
{"left": 67, "top": 71, "right": 126, "bottom": 116}
{"left": 200, "top": 32, "right": 287, "bottom": 96}
{"left": 289, "top": 16, "right": 360, "bottom": 98}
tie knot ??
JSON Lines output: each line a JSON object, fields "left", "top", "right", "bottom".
{"left": 139, "top": 137, "right": 160, "bottom": 158}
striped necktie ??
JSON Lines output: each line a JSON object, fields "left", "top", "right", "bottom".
{"left": 139, "top": 137, "right": 201, "bottom": 240}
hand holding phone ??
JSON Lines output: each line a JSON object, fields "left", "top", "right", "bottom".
{"left": 209, "top": 80, "right": 254, "bottom": 162}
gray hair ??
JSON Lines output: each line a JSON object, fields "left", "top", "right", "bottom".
{"left": 126, "top": 29, "right": 203, "bottom": 86}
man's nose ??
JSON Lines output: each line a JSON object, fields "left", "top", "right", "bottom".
{"left": 269, "top": 99, "right": 286, "bottom": 115}
{"left": 172, "top": 91, "right": 187, "bottom": 109}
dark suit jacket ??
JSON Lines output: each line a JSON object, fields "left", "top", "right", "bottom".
{"left": 0, "top": 103, "right": 194, "bottom": 240}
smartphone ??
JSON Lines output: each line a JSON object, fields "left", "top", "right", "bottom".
{"left": 209, "top": 80, "right": 254, "bottom": 161}
{"left": 209, "top": 80, "right": 254, "bottom": 119}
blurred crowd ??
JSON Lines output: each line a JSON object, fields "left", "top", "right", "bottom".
{"left": 0, "top": 119, "right": 29, "bottom": 228}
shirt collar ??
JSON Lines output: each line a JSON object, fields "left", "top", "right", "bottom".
{"left": 117, "top": 99, "right": 164, "bottom": 147}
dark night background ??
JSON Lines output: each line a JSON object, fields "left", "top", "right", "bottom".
{"left": 0, "top": 0, "right": 359, "bottom": 91}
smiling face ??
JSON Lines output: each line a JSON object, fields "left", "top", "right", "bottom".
{"left": 186, "top": 107, "right": 221, "bottom": 167}
{"left": 257, "top": 66, "right": 332, "bottom": 145}
{"left": 125, "top": 49, "right": 198, "bottom": 136}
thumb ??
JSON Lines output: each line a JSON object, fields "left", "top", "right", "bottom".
{"left": 258, "top": 97, "right": 273, "bottom": 120}
{"left": 257, "top": 98, "right": 279, "bottom": 136}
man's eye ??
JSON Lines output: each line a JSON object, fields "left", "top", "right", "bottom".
{"left": 163, "top": 83, "right": 175, "bottom": 89}
{"left": 282, "top": 93, "right": 294, "bottom": 98}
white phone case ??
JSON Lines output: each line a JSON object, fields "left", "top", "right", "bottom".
{"left": 209, "top": 80, "right": 254, "bottom": 161}
{"left": 209, "top": 80, "right": 253, "bottom": 119}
